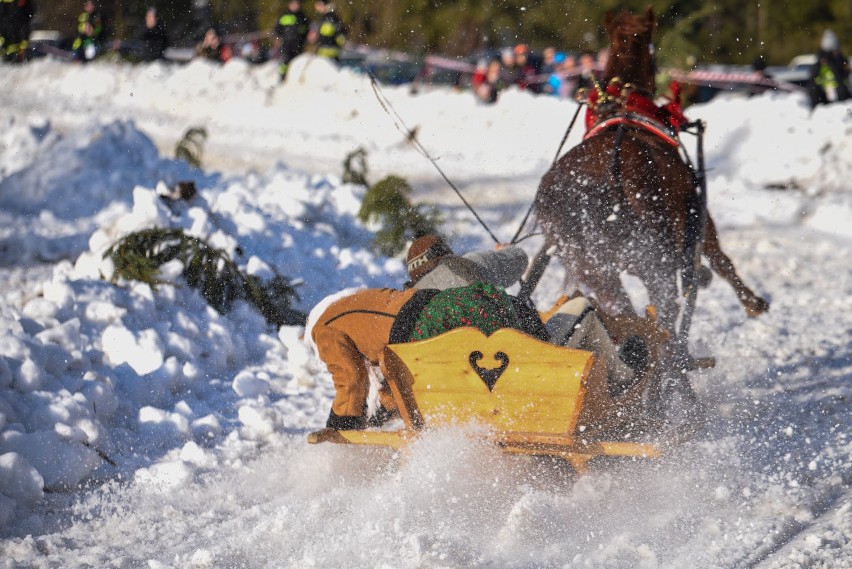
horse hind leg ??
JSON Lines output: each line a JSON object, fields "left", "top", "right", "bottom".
{"left": 572, "top": 261, "right": 636, "bottom": 317}
{"left": 642, "top": 271, "right": 682, "bottom": 338}
{"left": 702, "top": 217, "right": 770, "bottom": 317}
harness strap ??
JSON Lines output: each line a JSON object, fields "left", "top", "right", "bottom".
{"left": 610, "top": 124, "right": 626, "bottom": 188}
{"left": 585, "top": 113, "right": 680, "bottom": 147}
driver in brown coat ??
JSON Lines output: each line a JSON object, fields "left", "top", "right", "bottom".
{"left": 308, "top": 235, "right": 530, "bottom": 430}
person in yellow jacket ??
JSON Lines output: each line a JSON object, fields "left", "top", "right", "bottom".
{"left": 307, "top": 0, "right": 346, "bottom": 61}
{"left": 72, "top": 0, "right": 104, "bottom": 62}
{"left": 274, "top": 0, "right": 309, "bottom": 80}
{"left": 1, "top": 0, "right": 34, "bottom": 63}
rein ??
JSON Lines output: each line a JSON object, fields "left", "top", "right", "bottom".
{"left": 367, "top": 72, "right": 500, "bottom": 244}
{"left": 676, "top": 120, "right": 708, "bottom": 343}
{"left": 514, "top": 101, "right": 585, "bottom": 306}
{"left": 511, "top": 101, "right": 585, "bottom": 246}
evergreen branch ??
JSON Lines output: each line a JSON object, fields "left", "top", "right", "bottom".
{"left": 343, "top": 146, "right": 369, "bottom": 186}
{"left": 104, "top": 228, "right": 306, "bottom": 327}
{"left": 358, "top": 174, "right": 442, "bottom": 256}
{"left": 175, "top": 127, "right": 208, "bottom": 169}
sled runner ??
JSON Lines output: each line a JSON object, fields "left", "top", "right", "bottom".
{"left": 308, "top": 309, "right": 675, "bottom": 473}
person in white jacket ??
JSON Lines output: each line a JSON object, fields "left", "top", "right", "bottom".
{"left": 406, "top": 234, "right": 529, "bottom": 291}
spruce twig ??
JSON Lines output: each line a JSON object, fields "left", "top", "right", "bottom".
{"left": 343, "top": 147, "right": 369, "bottom": 186}
{"left": 104, "top": 228, "right": 306, "bottom": 326}
{"left": 358, "top": 175, "right": 442, "bottom": 256}
{"left": 175, "top": 127, "right": 208, "bottom": 169}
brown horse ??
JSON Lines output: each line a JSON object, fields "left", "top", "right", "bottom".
{"left": 535, "top": 7, "right": 769, "bottom": 349}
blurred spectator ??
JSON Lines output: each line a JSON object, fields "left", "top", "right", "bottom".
{"left": 513, "top": 44, "right": 538, "bottom": 90}
{"left": 196, "top": 26, "right": 223, "bottom": 62}
{"left": 499, "top": 46, "right": 518, "bottom": 82}
{"left": 72, "top": 0, "right": 104, "bottom": 62}
{"left": 237, "top": 40, "right": 265, "bottom": 64}
{"left": 274, "top": 0, "right": 310, "bottom": 80}
{"left": 560, "top": 53, "right": 579, "bottom": 98}
{"left": 471, "top": 58, "right": 488, "bottom": 91}
{"left": 751, "top": 54, "right": 770, "bottom": 79}
{"left": 808, "top": 29, "right": 850, "bottom": 108}
{"left": 139, "top": 7, "right": 168, "bottom": 62}
{"left": 308, "top": 0, "right": 346, "bottom": 61}
{"left": 596, "top": 47, "right": 609, "bottom": 71}
{"left": 545, "top": 51, "right": 567, "bottom": 96}
{"left": 575, "top": 50, "right": 598, "bottom": 93}
{"left": 475, "top": 58, "right": 507, "bottom": 104}
{"left": 540, "top": 47, "right": 557, "bottom": 75}
{"left": 1, "top": 0, "right": 34, "bottom": 63}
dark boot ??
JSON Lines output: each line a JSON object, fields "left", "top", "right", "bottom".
{"left": 326, "top": 410, "right": 365, "bottom": 431}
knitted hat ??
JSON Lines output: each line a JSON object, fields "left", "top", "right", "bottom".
{"left": 407, "top": 235, "right": 453, "bottom": 282}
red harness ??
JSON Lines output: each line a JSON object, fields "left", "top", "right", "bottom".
{"left": 583, "top": 80, "right": 688, "bottom": 148}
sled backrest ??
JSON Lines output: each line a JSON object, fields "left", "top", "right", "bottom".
{"left": 381, "top": 327, "right": 595, "bottom": 435}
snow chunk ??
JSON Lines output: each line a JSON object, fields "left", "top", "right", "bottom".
{"left": 190, "top": 549, "right": 215, "bottom": 568}
{"left": 84, "top": 300, "right": 128, "bottom": 324}
{"left": 139, "top": 406, "right": 191, "bottom": 440}
{"left": 232, "top": 370, "right": 271, "bottom": 397}
{"left": 1, "top": 429, "right": 99, "bottom": 491}
{"left": 21, "top": 297, "right": 60, "bottom": 322}
{"left": 238, "top": 405, "right": 275, "bottom": 439}
{"left": 13, "top": 358, "right": 45, "bottom": 393}
{"left": 80, "top": 376, "right": 119, "bottom": 419}
{"left": 191, "top": 414, "right": 221, "bottom": 441}
{"left": 42, "top": 280, "right": 75, "bottom": 315}
{"left": 102, "top": 325, "right": 164, "bottom": 375}
{"left": 0, "top": 453, "right": 44, "bottom": 506}
{"left": 179, "top": 442, "right": 217, "bottom": 469}
{"left": 133, "top": 460, "right": 192, "bottom": 492}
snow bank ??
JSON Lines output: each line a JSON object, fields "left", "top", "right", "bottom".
{"left": 0, "top": 118, "right": 196, "bottom": 265}
{"left": 0, "top": 113, "right": 405, "bottom": 528}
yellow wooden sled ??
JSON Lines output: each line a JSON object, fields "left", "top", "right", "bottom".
{"left": 307, "top": 325, "right": 664, "bottom": 473}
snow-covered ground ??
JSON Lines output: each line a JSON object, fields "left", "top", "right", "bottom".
{"left": 0, "top": 55, "right": 850, "bottom": 568}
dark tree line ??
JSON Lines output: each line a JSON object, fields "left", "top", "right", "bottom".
{"left": 32, "top": 0, "right": 852, "bottom": 67}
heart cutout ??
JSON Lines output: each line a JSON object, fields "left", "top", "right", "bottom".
{"left": 469, "top": 350, "right": 509, "bottom": 391}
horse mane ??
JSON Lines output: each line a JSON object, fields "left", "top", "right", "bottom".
{"left": 602, "top": 6, "right": 657, "bottom": 93}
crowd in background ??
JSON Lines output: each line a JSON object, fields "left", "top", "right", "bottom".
{"left": 2, "top": 0, "right": 849, "bottom": 109}
{"left": 469, "top": 44, "right": 606, "bottom": 104}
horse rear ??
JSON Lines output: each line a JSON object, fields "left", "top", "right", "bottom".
{"left": 535, "top": 7, "right": 768, "bottom": 343}
{"left": 539, "top": 129, "right": 695, "bottom": 330}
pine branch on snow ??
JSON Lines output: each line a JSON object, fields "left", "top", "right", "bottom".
{"left": 342, "top": 147, "right": 369, "bottom": 186}
{"left": 104, "top": 228, "right": 306, "bottom": 327}
{"left": 358, "top": 175, "right": 442, "bottom": 257}
{"left": 175, "top": 127, "right": 208, "bottom": 169}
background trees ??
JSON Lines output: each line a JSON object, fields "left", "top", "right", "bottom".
{"left": 33, "top": 0, "right": 852, "bottom": 67}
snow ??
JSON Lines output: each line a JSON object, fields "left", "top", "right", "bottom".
{"left": 0, "top": 54, "right": 851, "bottom": 567}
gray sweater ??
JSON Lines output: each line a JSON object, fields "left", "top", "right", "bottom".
{"left": 412, "top": 246, "right": 529, "bottom": 291}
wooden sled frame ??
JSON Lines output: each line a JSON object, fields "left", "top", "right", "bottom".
{"left": 308, "top": 326, "right": 663, "bottom": 473}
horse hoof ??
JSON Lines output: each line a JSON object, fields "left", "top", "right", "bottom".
{"left": 746, "top": 297, "right": 770, "bottom": 317}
